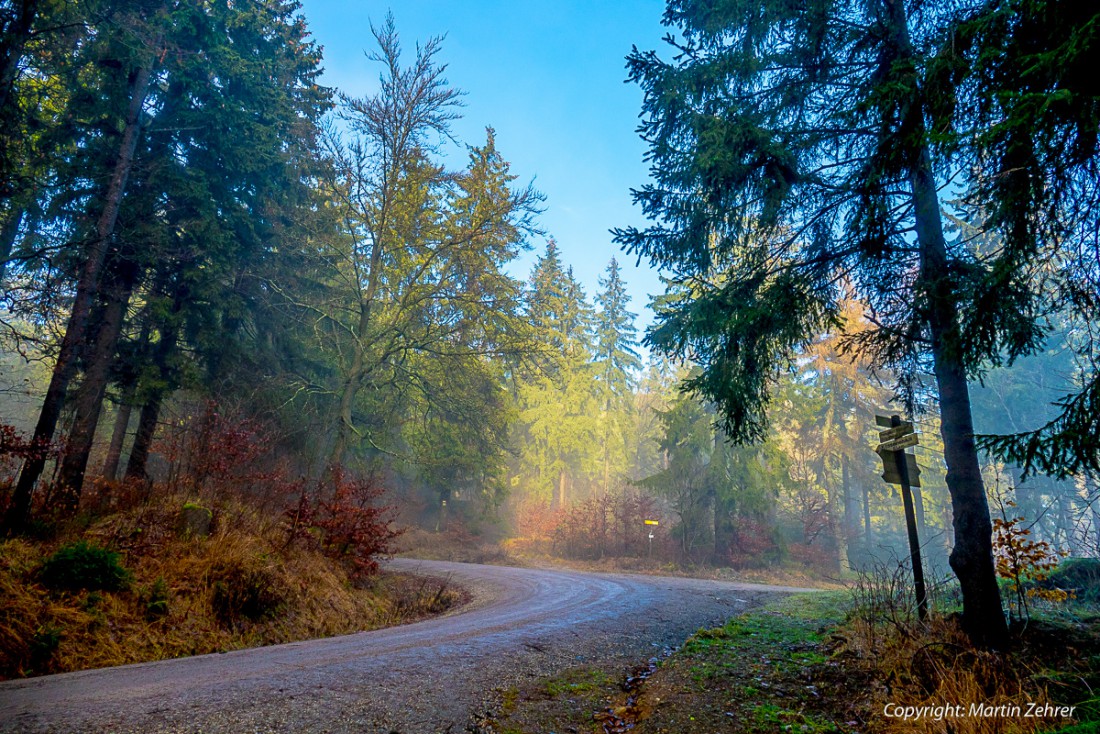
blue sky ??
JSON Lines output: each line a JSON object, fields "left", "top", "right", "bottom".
{"left": 300, "top": 0, "right": 669, "bottom": 331}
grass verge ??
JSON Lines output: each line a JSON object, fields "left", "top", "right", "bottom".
{"left": 480, "top": 592, "right": 1100, "bottom": 734}
{"left": 480, "top": 592, "right": 853, "bottom": 734}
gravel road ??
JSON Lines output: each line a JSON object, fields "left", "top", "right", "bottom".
{"left": 0, "top": 559, "right": 814, "bottom": 733}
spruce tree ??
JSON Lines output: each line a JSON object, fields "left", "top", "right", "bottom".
{"left": 593, "top": 257, "right": 641, "bottom": 492}
{"left": 515, "top": 243, "right": 600, "bottom": 507}
{"left": 4, "top": 0, "right": 163, "bottom": 530}
{"left": 611, "top": 0, "right": 1097, "bottom": 647}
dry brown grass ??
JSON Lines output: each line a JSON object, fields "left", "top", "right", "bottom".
{"left": 0, "top": 493, "right": 464, "bottom": 679}
{"left": 842, "top": 566, "right": 1094, "bottom": 733}
{"left": 847, "top": 617, "right": 1057, "bottom": 733}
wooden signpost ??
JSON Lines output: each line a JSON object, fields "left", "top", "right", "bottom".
{"left": 874, "top": 414, "right": 928, "bottom": 621}
{"left": 644, "top": 519, "right": 658, "bottom": 555}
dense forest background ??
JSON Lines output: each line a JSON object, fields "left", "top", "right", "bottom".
{"left": 0, "top": 0, "right": 1095, "bottom": 584}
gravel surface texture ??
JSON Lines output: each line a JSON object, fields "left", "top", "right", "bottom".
{"left": 0, "top": 559, "right": 815, "bottom": 733}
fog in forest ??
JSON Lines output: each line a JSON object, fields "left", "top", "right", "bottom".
{"left": 2, "top": 0, "right": 1099, "bottom": 697}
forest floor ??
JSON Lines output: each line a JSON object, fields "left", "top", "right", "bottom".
{"left": 517, "top": 553, "right": 847, "bottom": 591}
{"left": 482, "top": 592, "right": 1100, "bottom": 734}
{"left": 11, "top": 505, "right": 1100, "bottom": 734}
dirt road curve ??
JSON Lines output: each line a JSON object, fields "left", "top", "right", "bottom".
{"left": 0, "top": 559, "right": 814, "bottom": 733}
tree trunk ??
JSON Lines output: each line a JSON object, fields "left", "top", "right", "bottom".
{"left": 713, "top": 492, "right": 735, "bottom": 565}
{"left": 862, "top": 480, "right": 872, "bottom": 544}
{"left": 101, "top": 396, "right": 134, "bottom": 481}
{"left": 933, "top": 355, "right": 1006, "bottom": 646}
{"left": 123, "top": 281, "right": 183, "bottom": 482}
{"left": 912, "top": 485, "right": 926, "bottom": 534}
{"left": 555, "top": 468, "right": 568, "bottom": 509}
{"left": 4, "top": 59, "right": 153, "bottom": 533}
{"left": 839, "top": 456, "right": 853, "bottom": 573}
{"left": 55, "top": 258, "right": 140, "bottom": 510}
{"left": 330, "top": 347, "right": 365, "bottom": 466}
{"left": 883, "top": 0, "right": 1007, "bottom": 648}
{"left": 125, "top": 395, "right": 163, "bottom": 481}
{"left": 100, "top": 309, "right": 153, "bottom": 482}
{"left": 602, "top": 399, "right": 612, "bottom": 494}
{"left": 824, "top": 467, "right": 846, "bottom": 574}
{"left": 1057, "top": 490, "right": 1073, "bottom": 553}
{"left": 327, "top": 179, "right": 385, "bottom": 469}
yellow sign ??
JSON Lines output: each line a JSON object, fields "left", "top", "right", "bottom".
{"left": 644, "top": 519, "right": 659, "bottom": 526}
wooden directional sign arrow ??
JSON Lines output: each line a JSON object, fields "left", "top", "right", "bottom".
{"left": 878, "top": 423, "right": 914, "bottom": 443}
{"left": 877, "top": 450, "right": 921, "bottom": 487}
{"left": 878, "top": 433, "right": 920, "bottom": 452}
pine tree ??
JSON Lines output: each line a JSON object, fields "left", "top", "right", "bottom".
{"left": 958, "top": 0, "right": 1100, "bottom": 477}
{"left": 58, "top": 0, "right": 330, "bottom": 494}
{"left": 638, "top": 381, "right": 715, "bottom": 560}
{"left": 526, "top": 240, "right": 569, "bottom": 358}
{"left": 2, "top": 0, "right": 333, "bottom": 522}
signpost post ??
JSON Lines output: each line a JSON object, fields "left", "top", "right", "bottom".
{"left": 875, "top": 414, "right": 928, "bottom": 621}
{"left": 644, "top": 520, "right": 658, "bottom": 557}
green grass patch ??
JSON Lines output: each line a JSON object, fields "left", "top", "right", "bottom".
{"left": 763, "top": 589, "right": 849, "bottom": 620}
{"left": 681, "top": 591, "right": 846, "bottom": 658}
{"left": 750, "top": 702, "right": 841, "bottom": 733}
{"left": 1045, "top": 723, "right": 1100, "bottom": 734}
{"left": 649, "top": 592, "right": 862, "bottom": 733}
{"left": 542, "top": 667, "right": 611, "bottom": 697}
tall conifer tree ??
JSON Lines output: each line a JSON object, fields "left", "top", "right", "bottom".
{"left": 611, "top": 0, "right": 1099, "bottom": 646}
{"left": 593, "top": 257, "right": 641, "bottom": 491}
{"left": 514, "top": 242, "right": 600, "bottom": 507}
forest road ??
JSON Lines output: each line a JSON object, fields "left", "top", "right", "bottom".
{"left": 0, "top": 559, "right": 816, "bottom": 733}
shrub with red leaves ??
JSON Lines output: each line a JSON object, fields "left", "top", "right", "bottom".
{"left": 0, "top": 423, "right": 56, "bottom": 465}
{"left": 154, "top": 402, "right": 303, "bottom": 514}
{"left": 788, "top": 541, "right": 836, "bottom": 572}
{"left": 161, "top": 402, "right": 270, "bottom": 494}
{"left": 515, "top": 498, "right": 564, "bottom": 540}
{"left": 553, "top": 495, "right": 613, "bottom": 560}
{"left": 283, "top": 468, "right": 403, "bottom": 579}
